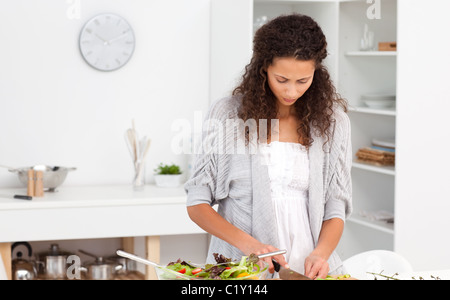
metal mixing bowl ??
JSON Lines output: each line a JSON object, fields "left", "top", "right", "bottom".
{"left": 10, "top": 166, "right": 76, "bottom": 192}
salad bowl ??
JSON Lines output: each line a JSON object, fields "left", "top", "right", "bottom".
{"left": 116, "top": 250, "right": 270, "bottom": 280}
{"left": 155, "top": 259, "right": 269, "bottom": 280}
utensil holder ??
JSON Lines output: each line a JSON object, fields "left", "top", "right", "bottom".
{"left": 133, "top": 164, "right": 145, "bottom": 191}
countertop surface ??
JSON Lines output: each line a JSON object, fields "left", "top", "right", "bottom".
{"left": 0, "top": 184, "right": 203, "bottom": 242}
{"left": 0, "top": 184, "right": 187, "bottom": 210}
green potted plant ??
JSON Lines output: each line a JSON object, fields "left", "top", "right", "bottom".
{"left": 154, "top": 163, "right": 183, "bottom": 187}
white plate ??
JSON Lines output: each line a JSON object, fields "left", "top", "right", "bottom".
{"left": 361, "top": 93, "right": 396, "bottom": 101}
{"left": 372, "top": 138, "right": 396, "bottom": 148}
{"left": 364, "top": 99, "right": 396, "bottom": 109}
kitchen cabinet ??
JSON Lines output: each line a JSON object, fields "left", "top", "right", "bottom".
{"left": 0, "top": 185, "right": 205, "bottom": 280}
{"left": 211, "top": 0, "right": 398, "bottom": 261}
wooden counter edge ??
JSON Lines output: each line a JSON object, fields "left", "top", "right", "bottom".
{"left": 0, "top": 243, "right": 12, "bottom": 280}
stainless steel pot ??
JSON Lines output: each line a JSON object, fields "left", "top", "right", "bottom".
{"left": 80, "top": 257, "right": 123, "bottom": 280}
{"left": 9, "top": 165, "right": 76, "bottom": 192}
{"left": 36, "top": 244, "right": 73, "bottom": 279}
{"left": 106, "top": 253, "right": 136, "bottom": 275}
{"left": 78, "top": 250, "right": 122, "bottom": 280}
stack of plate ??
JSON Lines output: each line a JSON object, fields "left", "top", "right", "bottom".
{"left": 355, "top": 137, "right": 396, "bottom": 166}
{"left": 372, "top": 138, "right": 396, "bottom": 150}
{"left": 362, "top": 93, "right": 396, "bottom": 109}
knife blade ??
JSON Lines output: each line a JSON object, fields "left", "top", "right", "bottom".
{"left": 272, "top": 260, "right": 312, "bottom": 280}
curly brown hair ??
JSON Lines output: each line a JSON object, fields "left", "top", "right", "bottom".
{"left": 233, "top": 14, "right": 347, "bottom": 148}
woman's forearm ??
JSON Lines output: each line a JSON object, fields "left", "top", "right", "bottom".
{"left": 313, "top": 218, "right": 345, "bottom": 260}
{"left": 187, "top": 204, "right": 253, "bottom": 251}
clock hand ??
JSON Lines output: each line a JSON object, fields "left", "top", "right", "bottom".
{"left": 95, "top": 33, "right": 109, "bottom": 45}
{"left": 108, "top": 33, "right": 130, "bottom": 44}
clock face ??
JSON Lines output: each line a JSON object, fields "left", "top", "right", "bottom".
{"left": 79, "top": 14, "right": 135, "bottom": 72}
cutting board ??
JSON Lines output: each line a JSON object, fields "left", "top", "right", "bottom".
{"left": 327, "top": 275, "right": 358, "bottom": 280}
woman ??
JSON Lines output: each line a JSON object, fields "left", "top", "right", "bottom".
{"left": 185, "top": 14, "right": 352, "bottom": 279}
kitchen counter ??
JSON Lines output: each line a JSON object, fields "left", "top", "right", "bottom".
{"left": 0, "top": 184, "right": 205, "bottom": 280}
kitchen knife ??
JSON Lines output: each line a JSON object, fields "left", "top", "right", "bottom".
{"left": 0, "top": 194, "right": 32, "bottom": 201}
{"left": 272, "top": 260, "right": 312, "bottom": 280}
{"left": 14, "top": 195, "right": 32, "bottom": 201}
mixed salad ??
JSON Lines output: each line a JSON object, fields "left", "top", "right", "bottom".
{"left": 161, "top": 253, "right": 266, "bottom": 280}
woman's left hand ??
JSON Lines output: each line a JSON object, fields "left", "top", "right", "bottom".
{"left": 304, "top": 253, "right": 330, "bottom": 279}
{"left": 304, "top": 219, "right": 344, "bottom": 279}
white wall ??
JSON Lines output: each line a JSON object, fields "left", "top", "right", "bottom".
{"left": 210, "top": 0, "right": 253, "bottom": 102}
{"left": 0, "top": 0, "right": 211, "bottom": 188}
{"left": 1, "top": 0, "right": 211, "bottom": 267}
{"left": 396, "top": 0, "right": 450, "bottom": 270}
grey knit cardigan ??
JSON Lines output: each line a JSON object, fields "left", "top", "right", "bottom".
{"left": 185, "top": 95, "right": 353, "bottom": 274}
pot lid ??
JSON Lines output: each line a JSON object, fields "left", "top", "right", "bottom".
{"left": 85, "top": 257, "right": 117, "bottom": 267}
{"left": 37, "top": 244, "right": 72, "bottom": 257}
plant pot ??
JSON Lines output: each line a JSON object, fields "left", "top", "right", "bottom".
{"left": 154, "top": 174, "right": 182, "bottom": 188}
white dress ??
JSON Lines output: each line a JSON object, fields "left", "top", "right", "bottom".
{"left": 259, "top": 141, "right": 315, "bottom": 275}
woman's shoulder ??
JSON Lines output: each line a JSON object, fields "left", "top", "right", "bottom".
{"left": 207, "top": 95, "right": 242, "bottom": 120}
{"left": 331, "top": 105, "right": 351, "bottom": 138}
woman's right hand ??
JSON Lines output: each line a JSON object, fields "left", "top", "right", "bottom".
{"left": 241, "top": 240, "right": 289, "bottom": 274}
{"left": 187, "top": 204, "right": 288, "bottom": 273}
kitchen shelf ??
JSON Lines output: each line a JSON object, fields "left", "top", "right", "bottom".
{"left": 352, "top": 161, "right": 396, "bottom": 176}
{"left": 348, "top": 106, "right": 396, "bottom": 117}
{"left": 337, "top": 0, "right": 398, "bottom": 260}
{"left": 346, "top": 51, "right": 397, "bottom": 57}
{"left": 347, "top": 215, "right": 395, "bottom": 235}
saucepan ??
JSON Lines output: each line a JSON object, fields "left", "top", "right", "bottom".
{"left": 35, "top": 244, "right": 74, "bottom": 280}
{"left": 2, "top": 165, "right": 76, "bottom": 192}
{"left": 78, "top": 249, "right": 123, "bottom": 280}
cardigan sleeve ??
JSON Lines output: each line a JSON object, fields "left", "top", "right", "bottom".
{"left": 184, "top": 97, "right": 237, "bottom": 207}
{"left": 323, "top": 109, "right": 353, "bottom": 222}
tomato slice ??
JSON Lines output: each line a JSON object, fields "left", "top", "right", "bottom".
{"left": 178, "top": 268, "right": 186, "bottom": 274}
{"left": 192, "top": 268, "right": 202, "bottom": 275}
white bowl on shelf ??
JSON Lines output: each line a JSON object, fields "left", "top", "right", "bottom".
{"left": 362, "top": 93, "right": 396, "bottom": 109}
{"left": 363, "top": 99, "right": 396, "bottom": 109}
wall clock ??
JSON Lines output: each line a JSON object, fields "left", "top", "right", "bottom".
{"left": 79, "top": 14, "right": 135, "bottom": 72}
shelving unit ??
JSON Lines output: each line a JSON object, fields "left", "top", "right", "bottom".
{"left": 211, "top": 0, "right": 399, "bottom": 261}
{"left": 338, "top": 0, "right": 397, "bottom": 259}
